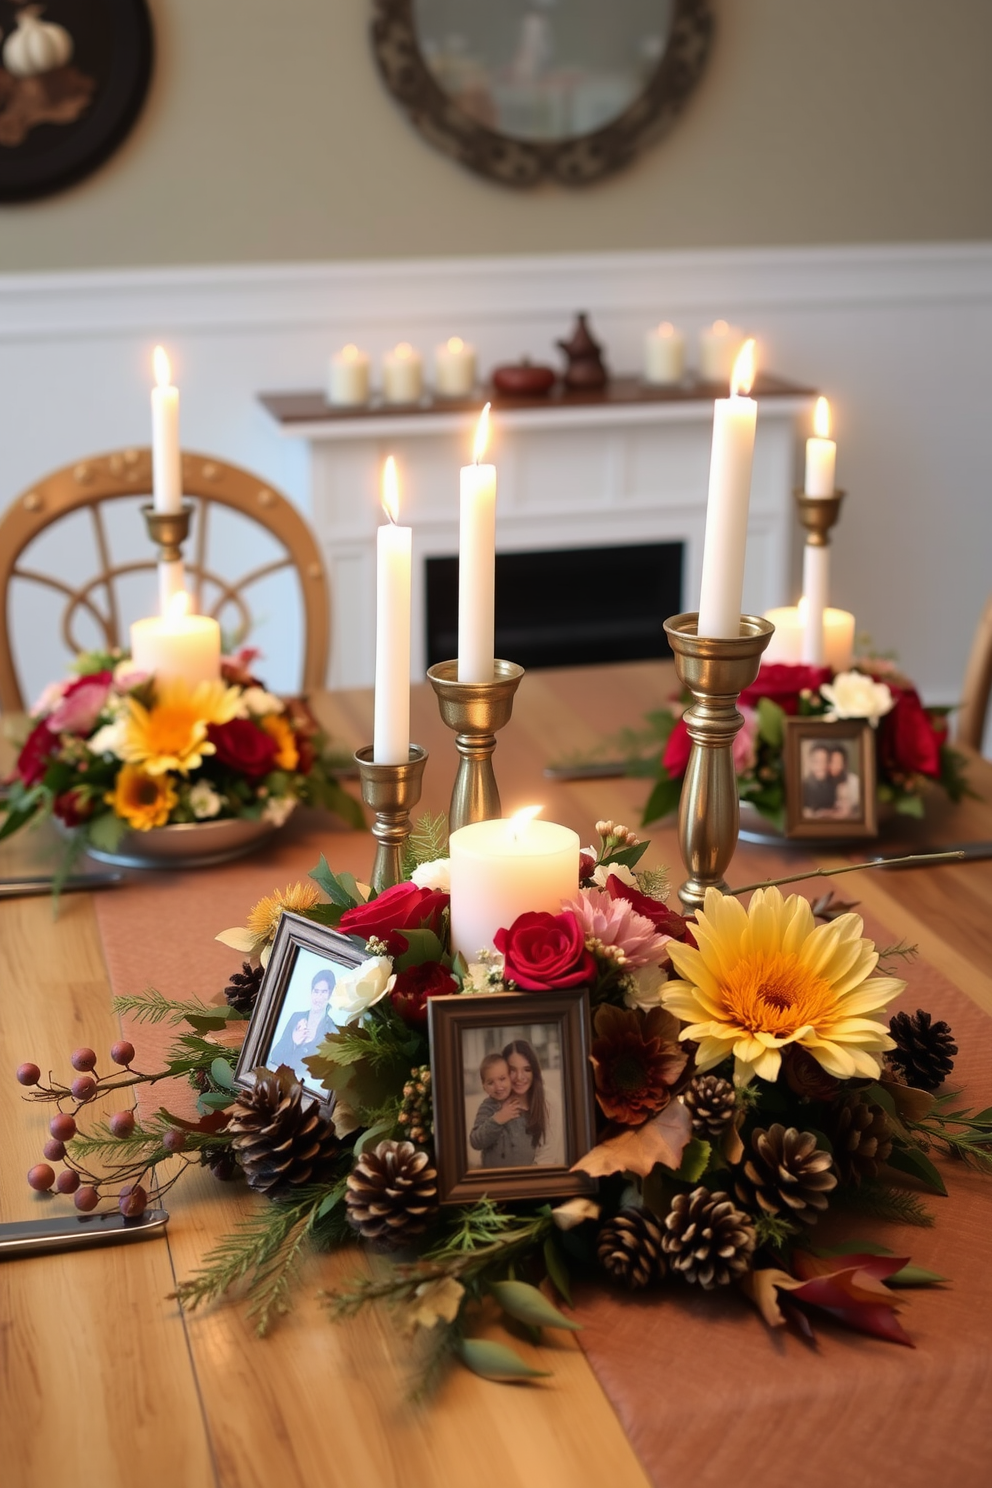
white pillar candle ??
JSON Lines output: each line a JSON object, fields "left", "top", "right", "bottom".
{"left": 151, "top": 346, "right": 182, "bottom": 516}
{"left": 449, "top": 810, "right": 580, "bottom": 960}
{"left": 130, "top": 592, "right": 221, "bottom": 685}
{"left": 804, "top": 396, "right": 837, "bottom": 496}
{"left": 373, "top": 456, "right": 412, "bottom": 764}
{"left": 697, "top": 340, "right": 758, "bottom": 640}
{"left": 762, "top": 606, "right": 804, "bottom": 664}
{"left": 698, "top": 320, "right": 745, "bottom": 384}
{"left": 458, "top": 403, "right": 496, "bottom": 683}
{"left": 382, "top": 342, "right": 424, "bottom": 405}
{"left": 328, "top": 344, "right": 371, "bottom": 407}
{"left": 823, "top": 608, "right": 856, "bottom": 672}
{"left": 435, "top": 336, "right": 477, "bottom": 397}
{"left": 643, "top": 322, "right": 685, "bottom": 386}
{"left": 801, "top": 544, "right": 829, "bottom": 665}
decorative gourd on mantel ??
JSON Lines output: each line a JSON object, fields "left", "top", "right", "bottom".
{"left": 3, "top": 5, "right": 74, "bottom": 78}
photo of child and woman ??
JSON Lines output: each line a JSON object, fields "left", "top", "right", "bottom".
{"left": 800, "top": 737, "right": 863, "bottom": 821}
{"left": 263, "top": 948, "right": 342, "bottom": 1088}
{"left": 461, "top": 1023, "right": 565, "bottom": 1171}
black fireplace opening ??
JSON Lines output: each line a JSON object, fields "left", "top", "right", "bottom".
{"left": 425, "top": 541, "right": 683, "bottom": 671}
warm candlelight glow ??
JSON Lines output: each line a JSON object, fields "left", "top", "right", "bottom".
{"left": 473, "top": 401, "right": 492, "bottom": 464}
{"left": 153, "top": 345, "right": 172, "bottom": 388}
{"left": 167, "top": 589, "right": 191, "bottom": 620}
{"left": 658, "top": 321, "right": 675, "bottom": 337}
{"left": 813, "top": 395, "right": 831, "bottom": 439}
{"left": 509, "top": 804, "right": 543, "bottom": 840}
{"left": 730, "top": 338, "right": 756, "bottom": 397}
{"left": 341, "top": 343, "right": 359, "bottom": 362}
{"left": 395, "top": 342, "right": 413, "bottom": 360}
{"left": 447, "top": 336, "right": 464, "bottom": 353}
{"left": 381, "top": 456, "right": 400, "bottom": 524}
{"left": 712, "top": 319, "right": 728, "bottom": 334}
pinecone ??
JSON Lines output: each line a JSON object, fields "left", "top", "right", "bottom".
{"left": 683, "top": 1074, "right": 736, "bottom": 1139}
{"left": 597, "top": 1207, "right": 665, "bottom": 1290}
{"left": 345, "top": 1140, "right": 438, "bottom": 1246}
{"left": 661, "top": 1188, "right": 756, "bottom": 1288}
{"left": 227, "top": 1065, "right": 338, "bottom": 1195}
{"left": 888, "top": 1009, "right": 957, "bottom": 1091}
{"left": 397, "top": 1065, "right": 433, "bottom": 1146}
{"left": 734, "top": 1124, "right": 837, "bottom": 1225}
{"left": 224, "top": 960, "right": 264, "bottom": 1015}
{"left": 828, "top": 1096, "right": 893, "bottom": 1185}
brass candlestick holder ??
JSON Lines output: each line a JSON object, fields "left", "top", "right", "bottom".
{"left": 355, "top": 744, "right": 429, "bottom": 892}
{"left": 427, "top": 659, "right": 524, "bottom": 833}
{"left": 663, "top": 612, "right": 774, "bottom": 913}
{"left": 794, "top": 488, "right": 845, "bottom": 548}
{"left": 141, "top": 501, "right": 194, "bottom": 562}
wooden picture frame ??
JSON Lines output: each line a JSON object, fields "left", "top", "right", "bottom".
{"left": 428, "top": 988, "right": 597, "bottom": 1205}
{"left": 234, "top": 911, "right": 364, "bottom": 1107}
{"left": 783, "top": 717, "right": 878, "bottom": 840}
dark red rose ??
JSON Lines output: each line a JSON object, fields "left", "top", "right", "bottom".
{"left": 339, "top": 880, "right": 449, "bottom": 955}
{"left": 579, "top": 851, "right": 597, "bottom": 883}
{"left": 220, "top": 648, "right": 264, "bottom": 688}
{"left": 53, "top": 788, "right": 94, "bottom": 828}
{"left": 604, "top": 874, "right": 695, "bottom": 944}
{"left": 663, "top": 717, "right": 692, "bottom": 779}
{"left": 206, "top": 719, "right": 279, "bottom": 778}
{"left": 390, "top": 960, "right": 456, "bottom": 1025}
{"left": 878, "top": 687, "right": 944, "bottom": 779}
{"left": 740, "top": 663, "right": 832, "bottom": 715}
{"left": 16, "top": 721, "right": 58, "bottom": 785}
{"left": 494, "top": 910, "right": 595, "bottom": 991}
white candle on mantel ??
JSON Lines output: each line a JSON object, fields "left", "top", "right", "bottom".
{"left": 697, "top": 339, "right": 758, "bottom": 639}
{"left": 382, "top": 342, "right": 424, "bottom": 405}
{"left": 130, "top": 591, "right": 221, "bottom": 685}
{"left": 373, "top": 456, "right": 412, "bottom": 765}
{"left": 804, "top": 395, "right": 837, "bottom": 496}
{"left": 435, "top": 336, "right": 477, "bottom": 397}
{"left": 643, "top": 322, "right": 685, "bottom": 385}
{"left": 449, "top": 807, "right": 580, "bottom": 960}
{"left": 458, "top": 402, "right": 496, "bottom": 684}
{"left": 328, "top": 344, "right": 371, "bottom": 407}
{"left": 699, "top": 320, "right": 745, "bottom": 384}
{"left": 151, "top": 346, "right": 182, "bottom": 517}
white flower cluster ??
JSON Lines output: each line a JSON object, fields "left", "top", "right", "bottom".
{"left": 328, "top": 955, "right": 395, "bottom": 1026}
{"left": 820, "top": 670, "right": 895, "bottom": 726}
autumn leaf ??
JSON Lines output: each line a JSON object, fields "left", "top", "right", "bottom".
{"left": 572, "top": 1099, "right": 692, "bottom": 1178}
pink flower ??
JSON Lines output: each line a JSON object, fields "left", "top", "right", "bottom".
{"left": 733, "top": 705, "right": 758, "bottom": 774}
{"left": 48, "top": 671, "right": 112, "bottom": 735}
{"left": 30, "top": 680, "right": 67, "bottom": 717}
{"left": 561, "top": 887, "right": 672, "bottom": 968}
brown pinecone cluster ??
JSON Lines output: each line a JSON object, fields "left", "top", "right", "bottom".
{"left": 397, "top": 1065, "right": 433, "bottom": 1145}
{"left": 734, "top": 1124, "right": 837, "bottom": 1226}
{"left": 227, "top": 1065, "right": 338, "bottom": 1194}
{"left": 662, "top": 1188, "right": 756, "bottom": 1288}
{"left": 224, "top": 960, "right": 264, "bottom": 1015}
{"left": 829, "top": 1096, "right": 892, "bottom": 1185}
{"left": 888, "top": 1009, "right": 957, "bottom": 1091}
{"left": 345, "top": 1139, "right": 438, "bottom": 1246}
{"left": 597, "top": 1207, "right": 665, "bottom": 1290}
{"left": 683, "top": 1074, "right": 736, "bottom": 1139}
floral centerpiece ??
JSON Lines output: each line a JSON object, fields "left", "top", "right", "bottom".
{"left": 0, "top": 648, "right": 364, "bottom": 871}
{"left": 15, "top": 816, "right": 992, "bottom": 1385}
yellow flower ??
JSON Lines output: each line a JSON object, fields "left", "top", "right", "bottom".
{"left": 217, "top": 881, "right": 321, "bottom": 966}
{"left": 106, "top": 765, "right": 177, "bottom": 831}
{"left": 115, "top": 678, "right": 241, "bottom": 776}
{"left": 662, "top": 887, "right": 903, "bottom": 1087}
{"left": 260, "top": 713, "right": 299, "bottom": 771}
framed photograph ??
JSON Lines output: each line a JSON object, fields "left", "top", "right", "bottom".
{"left": 234, "top": 911, "right": 364, "bottom": 1106}
{"left": 784, "top": 717, "right": 878, "bottom": 840}
{"left": 428, "top": 989, "right": 597, "bottom": 1205}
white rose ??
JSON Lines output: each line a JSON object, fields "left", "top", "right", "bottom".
{"left": 624, "top": 962, "right": 668, "bottom": 1010}
{"left": 328, "top": 956, "right": 395, "bottom": 1026}
{"left": 411, "top": 857, "right": 451, "bottom": 892}
{"left": 237, "top": 686, "right": 284, "bottom": 718}
{"left": 592, "top": 861, "right": 638, "bottom": 889}
{"left": 87, "top": 719, "right": 126, "bottom": 758}
{"left": 261, "top": 795, "right": 297, "bottom": 827}
{"left": 189, "top": 781, "right": 223, "bottom": 819}
{"left": 820, "top": 671, "right": 895, "bottom": 726}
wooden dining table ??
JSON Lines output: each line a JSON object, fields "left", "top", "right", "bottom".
{"left": 2, "top": 660, "right": 991, "bottom": 1488}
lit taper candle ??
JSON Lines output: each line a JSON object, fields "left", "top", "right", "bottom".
{"left": 458, "top": 402, "right": 496, "bottom": 683}
{"left": 697, "top": 339, "right": 758, "bottom": 639}
{"left": 801, "top": 397, "right": 837, "bottom": 665}
{"left": 373, "top": 456, "right": 412, "bottom": 765}
{"left": 150, "top": 346, "right": 185, "bottom": 612}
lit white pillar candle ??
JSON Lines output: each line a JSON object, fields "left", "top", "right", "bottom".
{"left": 328, "top": 344, "right": 371, "bottom": 407}
{"left": 130, "top": 591, "right": 221, "bottom": 685}
{"left": 373, "top": 456, "right": 412, "bottom": 764}
{"left": 699, "top": 320, "right": 745, "bottom": 383}
{"left": 643, "top": 322, "right": 685, "bottom": 385}
{"left": 697, "top": 339, "right": 758, "bottom": 639}
{"left": 449, "top": 807, "right": 580, "bottom": 960}
{"left": 435, "top": 336, "right": 477, "bottom": 397}
{"left": 804, "top": 396, "right": 837, "bottom": 496}
{"left": 458, "top": 403, "right": 496, "bottom": 683}
{"left": 823, "top": 607, "right": 856, "bottom": 671}
{"left": 382, "top": 342, "right": 424, "bottom": 404}
{"left": 762, "top": 606, "right": 804, "bottom": 664}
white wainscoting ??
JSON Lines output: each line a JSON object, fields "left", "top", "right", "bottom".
{"left": 1, "top": 243, "right": 990, "bottom": 730}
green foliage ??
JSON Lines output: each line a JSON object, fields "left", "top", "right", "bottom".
{"left": 674, "top": 1137, "right": 711, "bottom": 1183}
{"left": 489, "top": 1279, "right": 581, "bottom": 1332}
{"left": 756, "top": 696, "right": 785, "bottom": 748}
{"left": 113, "top": 985, "right": 246, "bottom": 1028}
{"left": 402, "top": 811, "right": 449, "bottom": 875}
{"left": 305, "top": 1006, "right": 426, "bottom": 1125}
{"left": 753, "top": 1213, "right": 801, "bottom": 1249}
{"left": 85, "top": 812, "right": 130, "bottom": 853}
{"left": 835, "top": 1182, "right": 935, "bottom": 1228}
{"left": 456, "top": 1338, "right": 549, "bottom": 1381}
{"left": 908, "top": 1094, "right": 992, "bottom": 1175}
{"left": 308, "top": 853, "right": 361, "bottom": 909}
{"left": 642, "top": 772, "right": 682, "bottom": 826}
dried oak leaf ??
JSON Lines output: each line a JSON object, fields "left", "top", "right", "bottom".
{"left": 571, "top": 1099, "right": 692, "bottom": 1178}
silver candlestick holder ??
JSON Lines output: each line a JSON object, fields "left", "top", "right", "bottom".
{"left": 354, "top": 744, "right": 429, "bottom": 892}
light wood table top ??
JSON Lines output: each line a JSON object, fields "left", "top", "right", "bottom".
{"left": 2, "top": 661, "right": 991, "bottom": 1488}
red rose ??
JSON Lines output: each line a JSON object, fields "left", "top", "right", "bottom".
{"left": 494, "top": 910, "right": 595, "bottom": 991}
{"left": 206, "top": 719, "right": 279, "bottom": 778}
{"left": 579, "top": 851, "right": 597, "bottom": 882}
{"left": 878, "top": 688, "right": 944, "bottom": 779}
{"left": 339, "top": 880, "right": 449, "bottom": 955}
{"left": 16, "top": 721, "right": 58, "bottom": 785}
{"left": 662, "top": 717, "right": 692, "bottom": 779}
{"left": 604, "top": 874, "right": 695, "bottom": 944}
{"left": 740, "top": 663, "right": 832, "bottom": 715}
{"left": 390, "top": 960, "right": 456, "bottom": 1025}
{"left": 53, "top": 788, "right": 95, "bottom": 828}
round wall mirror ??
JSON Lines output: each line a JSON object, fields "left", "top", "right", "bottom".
{"left": 372, "top": 0, "right": 713, "bottom": 187}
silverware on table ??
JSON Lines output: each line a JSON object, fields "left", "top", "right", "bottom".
{"left": 0, "top": 1209, "right": 168, "bottom": 1259}
{"left": 0, "top": 871, "right": 124, "bottom": 898}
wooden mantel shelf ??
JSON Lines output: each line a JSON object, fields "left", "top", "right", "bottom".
{"left": 259, "top": 371, "right": 816, "bottom": 441}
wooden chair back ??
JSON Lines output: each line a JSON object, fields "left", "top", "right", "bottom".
{"left": 957, "top": 594, "right": 992, "bottom": 752}
{"left": 0, "top": 448, "right": 329, "bottom": 712}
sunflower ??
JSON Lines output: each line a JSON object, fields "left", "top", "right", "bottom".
{"left": 115, "top": 679, "right": 241, "bottom": 776}
{"left": 246, "top": 880, "right": 320, "bottom": 941}
{"left": 260, "top": 713, "right": 299, "bottom": 771}
{"left": 106, "top": 765, "right": 178, "bottom": 831}
{"left": 662, "top": 887, "right": 903, "bottom": 1087}
{"left": 590, "top": 1004, "right": 687, "bottom": 1125}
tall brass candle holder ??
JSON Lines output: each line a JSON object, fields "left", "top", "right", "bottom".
{"left": 427, "top": 660, "right": 524, "bottom": 833}
{"left": 141, "top": 501, "right": 194, "bottom": 561}
{"left": 795, "top": 487, "right": 845, "bottom": 549}
{"left": 663, "top": 612, "right": 774, "bottom": 913}
{"left": 354, "top": 745, "right": 429, "bottom": 892}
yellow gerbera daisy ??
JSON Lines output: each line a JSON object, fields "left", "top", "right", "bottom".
{"left": 115, "top": 679, "right": 241, "bottom": 776}
{"left": 247, "top": 881, "right": 320, "bottom": 941}
{"left": 260, "top": 714, "right": 299, "bottom": 771}
{"left": 662, "top": 886, "right": 903, "bottom": 1087}
{"left": 106, "top": 765, "right": 178, "bottom": 831}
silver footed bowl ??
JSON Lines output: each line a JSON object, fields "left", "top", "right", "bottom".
{"left": 85, "top": 816, "right": 277, "bottom": 870}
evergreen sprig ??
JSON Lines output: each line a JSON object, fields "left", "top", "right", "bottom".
{"left": 112, "top": 987, "right": 228, "bottom": 1026}
{"left": 402, "top": 811, "right": 449, "bottom": 875}
{"left": 909, "top": 1094, "right": 992, "bottom": 1174}
{"left": 835, "top": 1182, "right": 935, "bottom": 1228}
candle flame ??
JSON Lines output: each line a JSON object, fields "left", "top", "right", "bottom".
{"left": 473, "top": 402, "right": 492, "bottom": 464}
{"left": 730, "top": 338, "right": 756, "bottom": 397}
{"left": 509, "top": 804, "right": 543, "bottom": 840}
{"left": 813, "top": 395, "right": 831, "bottom": 439}
{"left": 153, "top": 345, "right": 172, "bottom": 388}
{"left": 381, "top": 455, "right": 400, "bottom": 523}
{"left": 167, "top": 589, "right": 191, "bottom": 620}
{"left": 659, "top": 321, "right": 674, "bottom": 337}
{"left": 447, "top": 336, "right": 464, "bottom": 353}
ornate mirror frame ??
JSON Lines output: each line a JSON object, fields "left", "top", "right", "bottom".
{"left": 371, "top": 0, "right": 714, "bottom": 188}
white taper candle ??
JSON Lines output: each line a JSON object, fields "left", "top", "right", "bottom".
{"left": 697, "top": 339, "right": 758, "bottom": 639}
{"left": 373, "top": 457, "right": 412, "bottom": 765}
{"left": 458, "top": 402, "right": 496, "bottom": 683}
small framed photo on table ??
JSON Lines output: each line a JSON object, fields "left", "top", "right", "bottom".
{"left": 234, "top": 911, "right": 363, "bottom": 1105}
{"left": 428, "top": 988, "right": 597, "bottom": 1205}
{"left": 784, "top": 717, "right": 878, "bottom": 840}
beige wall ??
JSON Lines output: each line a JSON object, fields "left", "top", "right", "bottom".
{"left": 1, "top": 0, "right": 990, "bottom": 272}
